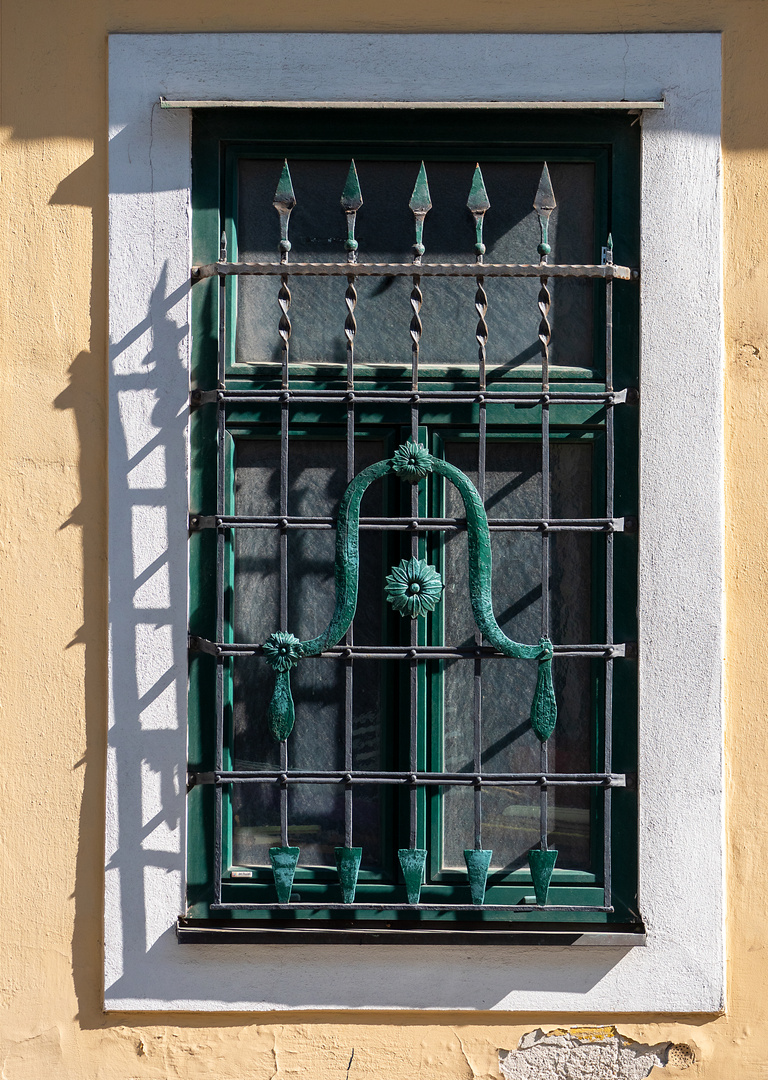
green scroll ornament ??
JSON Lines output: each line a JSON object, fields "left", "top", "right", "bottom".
{"left": 261, "top": 444, "right": 556, "bottom": 742}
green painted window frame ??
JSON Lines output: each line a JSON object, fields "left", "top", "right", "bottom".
{"left": 187, "top": 108, "right": 639, "bottom": 931}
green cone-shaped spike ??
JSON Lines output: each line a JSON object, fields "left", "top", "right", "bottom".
{"left": 273, "top": 161, "right": 296, "bottom": 254}
{"left": 398, "top": 848, "right": 428, "bottom": 904}
{"left": 464, "top": 848, "right": 493, "bottom": 905}
{"left": 269, "top": 845, "right": 300, "bottom": 903}
{"left": 533, "top": 162, "right": 556, "bottom": 257}
{"left": 341, "top": 160, "right": 363, "bottom": 258}
{"left": 409, "top": 163, "right": 432, "bottom": 257}
{"left": 467, "top": 164, "right": 491, "bottom": 256}
{"left": 341, "top": 160, "right": 363, "bottom": 211}
{"left": 273, "top": 160, "right": 297, "bottom": 212}
{"left": 528, "top": 847, "right": 558, "bottom": 906}
{"left": 533, "top": 162, "right": 556, "bottom": 214}
{"left": 409, "top": 162, "right": 432, "bottom": 214}
{"left": 602, "top": 232, "right": 614, "bottom": 266}
{"left": 467, "top": 164, "right": 490, "bottom": 214}
{"left": 267, "top": 668, "right": 296, "bottom": 741}
{"left": 335, "top": 846, "right": 363, "bottom": 903}
{"left": 530, "top": 652, "right": 557, "bottom": 742}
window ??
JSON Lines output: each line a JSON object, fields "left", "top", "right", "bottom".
{"left": 186, "top": 109, "right": 640, "bottom": 934}
{"left": 106, "top": 32, "right": 723, "bottom": 1011}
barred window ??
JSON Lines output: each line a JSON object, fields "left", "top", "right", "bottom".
{"left": 186, "top": 108, "right": 640, "bottom": 938}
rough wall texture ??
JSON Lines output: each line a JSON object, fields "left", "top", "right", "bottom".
{"left": 0, "top": 0, "right": 765, "bottom": 1076}
{"left": 500, "top": 1028, "right": 673, "bottom": 1079}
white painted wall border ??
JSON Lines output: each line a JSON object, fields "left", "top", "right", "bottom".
{"left": 107, "top": 32, "right": 723, "bottom": 1012}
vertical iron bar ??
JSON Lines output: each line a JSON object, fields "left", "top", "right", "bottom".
{"left": 342, "top": 167, "right": 361, "bottom": 852}
{"left": 280, "top": 747, "right": 289, "bottom": 849}
{"left": 539, "top": 397, "right": 550, "bottom": 849}
{"left": 214, "top": 231, "right": 227, "bottom": 904}
{"left": 344, "top": 299, "right": 355, "bottom": 848}
{"left": 468, "top": 165, "right": 491, "bottom": 853}
{"left": 603, "top": 269, "right": 615, "bottom": 909}
{"left": 273, "top": 163, "right": 295, "bottom": 852}
{"left": 473, "top": 414, "right": 486, "bottom": 850}
{"left": 533, "top": 164, "right": 556, "bottom": 854}
{"left": 604, "top": 242, "right": 614, "bottom": 392}
{"left": 406, "top": 165, "right": 431, "bottom": 853}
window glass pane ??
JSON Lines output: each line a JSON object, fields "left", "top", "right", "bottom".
{"left": 440, "top": 439, "right": 594, "bottom": 872}
{"left": 236, "top": 159, "right": 595, "bottom": 371}
{"left": 231, "top": 438, "right": 389, "bottom": 869}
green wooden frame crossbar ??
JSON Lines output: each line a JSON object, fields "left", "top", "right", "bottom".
{"left": 262, "top": 442, "right": 555, "bottom": 744}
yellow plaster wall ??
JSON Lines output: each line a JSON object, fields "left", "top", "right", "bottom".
{"left": 0, "top": 1, "right": 765, "bottom": 1077}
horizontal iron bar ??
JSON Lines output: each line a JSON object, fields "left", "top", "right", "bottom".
{"left": 189, "top": 637, "right": 631, "bottom": 660}
{"left": 161, "top": 97, "right": 664, "bottom": 111}
{"left": 193, "top": 388, "right": 629, "bottom": 405}
{"left": 190, "top": 769, "right": 626, "bottom": 787}
{"left": 190, "top": 514, "right": 630, "bottom": 533}
{"left": 193, "top": 260, "right": 635, "bottom": 282}
{"left": 211, "top": 902, "right": 615, "bottom": 912}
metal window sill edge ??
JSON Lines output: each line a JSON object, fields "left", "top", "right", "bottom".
{"left": 176, "top": 919, "right": 646, "bottom": 946}
{"left": 161, "top": 98, "right": 664, "bottom": 111}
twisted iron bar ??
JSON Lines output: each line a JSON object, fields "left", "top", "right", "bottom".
{"left": 537, "top": 277, "right": 551, "bottom": 388}
{"left": 410, "top": 276, "right": 423, "bottom": 391}
{"left": 475, "top": 278, "right": 489, "bottom": 389}
{"left": 277, "top": 277, "right": 292, "bottom": 385}
{"left": 344, "top": 278, "right": 358, "bottom": 369}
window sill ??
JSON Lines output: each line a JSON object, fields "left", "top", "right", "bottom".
{"left": 177, "top": 918, "right": 646, "bottom": 946}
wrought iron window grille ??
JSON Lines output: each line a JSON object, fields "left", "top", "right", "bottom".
{"left": 188, "top": 131, "right": 639, "bottom": 928}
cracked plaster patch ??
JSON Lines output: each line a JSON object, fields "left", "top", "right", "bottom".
{"left": 499, "top": 1027, "right": 672, "bottom": 1080}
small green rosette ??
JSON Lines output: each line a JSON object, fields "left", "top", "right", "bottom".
{"left": 269, "top": 845, "right": 301, "bottom": 903}
{"left": 464, "top": 848, "right": 493, "bottom": 905}
{"left": 335, "top": 846, "right": 363, "bottom": 903}
{"left": 528, "top": 847, "right": 558, "bottom": 906}
{"left": 398, "top": 848, "right": 428, "bottom": 904}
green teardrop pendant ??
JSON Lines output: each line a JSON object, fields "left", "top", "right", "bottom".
{"left": 267, "top": 669, "right": 296, "bottom": 741}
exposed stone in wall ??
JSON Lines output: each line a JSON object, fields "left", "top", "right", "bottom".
{"left": 499, "top": 1026, "right": 691, "bottom": 1079}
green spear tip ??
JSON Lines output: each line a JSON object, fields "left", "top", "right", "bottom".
{"left": 273, "top": 160, "right": 296, "bottom": 212}
{"left": 533, "top": 162, "right": 556, "bottom": 213}
{"left": 341, "top": 159, "right": 363, "bottom": 211}
{"left": 409, "top": 162, "right": 432, "bottom": 214}
{"left": 607, "top": 232, "right": 614, "bottom": 249}
{"left": 467, "top": 163, "right": 491, "bottom": 214}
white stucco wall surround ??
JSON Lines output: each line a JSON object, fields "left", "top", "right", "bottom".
{"left": 107, "top": 32, "right": 723, "bottom": 1011}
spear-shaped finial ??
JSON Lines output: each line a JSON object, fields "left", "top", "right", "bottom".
{"left": 533, "top": 163, "right": 556, "bottom": 262}
{"left": 273, "top": 160, "right": 297, "bottom": 261}
{"left": 409, "top": 162, "right": 432, "bottom": 262}
{"left": 602, "top": 232, "right": 614, "bottom": 266}
{"left": 341, "top": 160, "right": 363, "bottom": 263}
{"left": 467, "top": 164, "right": 491, "bottom": 261}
